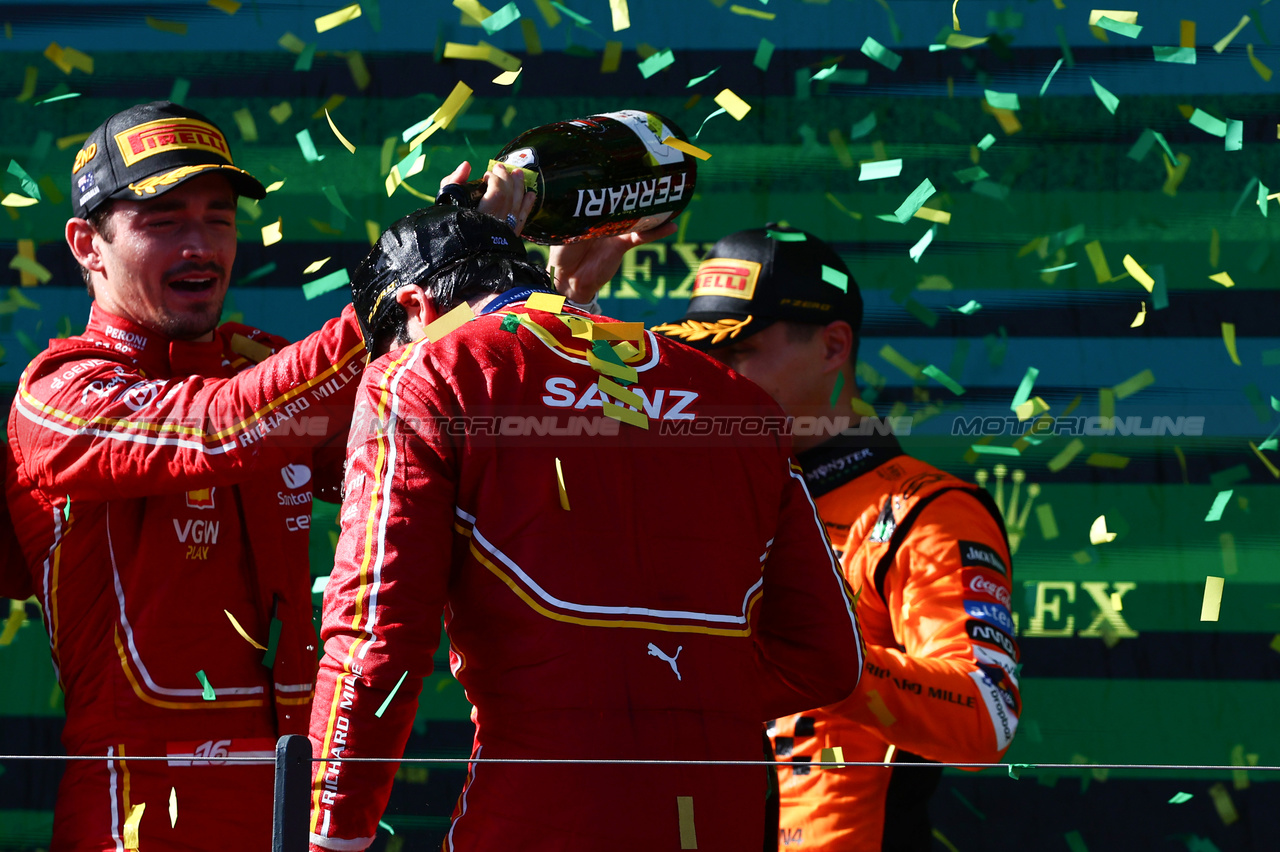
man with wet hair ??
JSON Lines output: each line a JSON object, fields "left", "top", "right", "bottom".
{"left": 308, "top": 205, "right": 866, "bottom": 851}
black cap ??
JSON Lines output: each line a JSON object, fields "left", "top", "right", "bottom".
{"left": 651, "top": 224, "right": 862, "bottom": 350}
{"left": 352, "top": 205, "right": 531, "bottom": 343}
{"left": 71, "top": 101, "right": 266, "bottom": 219}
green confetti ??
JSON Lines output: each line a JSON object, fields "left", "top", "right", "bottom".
{"left": 1096, "top": 16, "right": 1142, "bottom": 38}
{"left": 295, "top": 129, "right": 325, "bottom": 163}
{"left": 903, "top": 298, "right": 938, "bottom": 328}
{"left": 859, "top": 159, "right": 903, "bottom": 181}
{"left": 954, "top": 166, "right": 988, "bottom": 184}
{"left": 261, "top": 615, "right": 282, "bottom": 668}
{"left": 1154, "top": 46, "right": 1196, "bottom": 64}
{"left": 239, "top": 262, "right": 277, "bottom": 284}
{"left": 860, "top": 36, "right": 902, "bottom": 71}
{"left": 1261, "top": 438, "right": 1278, "bottom": 451}
{"left": 1056, "top": 24, "right": 1075, "bottom": 67}
{"left": 7, "top": 161, "right": 40, "bottom": 200}
{"left": 850, "top": 112, "right": 877, "bottom": 140}
{"left": 1226, "top": 120, "right": 1243, "bottom": 152}
{"left": 976, "top": 133, "right": 996, "bottom": 151}
{"left": 1090, "top": 77, "right": 1120, "bottom": 114}
{"left": 1259, "top": 179, "right": 1270, "bottom": 218}
{"left": 984, "top": 89, "right": 1020, "bottom": 111}
{"left": 169, "top": 76, "right": 191, "bottom": 106}
{"left": 686, "top": 66, "right": 720, "bottom": 88}
{"left": 550, "top": 1, "right": 591, "bottom": 26}
{"left": 1204, "top": 490, "right": 1233, "bottom": 522}
{"left": 638, "top": 49, "right": 675, "bottom": 79}
{"left": 1064, "top": 830, "right": 1090, "bottom": 852}
{"left": 321, "top": 185, "right": 352, "bottom": 219}
{"left": 375, "top": 670, "right": 410, "bottom": 718}
{"left": 766, "top": 229, "right": 806, "bottom": 242}
{"left": 294, "top": 42, "right": 317, "bottom": 72}
{"left": 821, "top": 265, "right": 848, "bottom": 293}
{"left": 693, "top": 107, "right": 727, "bottom": 140}
{"left": 1169, "top": 792, "right": 1194, "bottom": 804}
{"left": 950, "top": 300, "right": 982, "bottom": 315}
{"left": 878, "top": 178, "right": 937, "bottom": 224}
{"left": 922, "top": 364, "right": 965, "bottom": 395}
{"left": 34, "top": 92, "right": 81, "bottom": 105}
{"left": 950, "top": 787, "right": 987, "bottom": 820}
{"left": 909, "top": 226, "right": 936, "bottom": 263}
{"left": 811, "top": 64, "right": 839, "bottom": 81}
{"left": 1039, "top": 58, "right": 1063, "bottom": 96}
{"left": 196, "top": 670, "right": 216, "bottom": 701}
{"left": 1189, "top": 108, "right": 1228, "bottom": 138}
{"left": 480, "top": 2, "right": 521, "bottom": 34}
{"left": 1010, "top": 366, "right": 1039, "bottom": 411}
{"left": 1039, "top": 262, "right": 1078, "bottom": 273}
{"left": 303, "top": 269, "right": 351, "bottom": 301}
{"left": 829, "top": 371, "right": 845, "bottom": 407}
{"left": 753, "top": 38, "right": 775, "bottom": 72}
{"left": 1231, "top": 177, "right": 1260, "bottom": 217}
{"left": 63, "top": 496, "right": 71, "bottom": 521}
{"left": 378, "top": 819, "right": 396, "bottom": 835}
{"left": 500, "top": 313, "right": 521, "bottom": 333}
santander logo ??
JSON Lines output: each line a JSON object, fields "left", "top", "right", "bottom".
{"left": 969, "top": 574, "right": 1011, "bottom": 607}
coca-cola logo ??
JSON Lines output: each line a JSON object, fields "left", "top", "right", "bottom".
{"left": 966, "top": 571, "right": 1011, "bottom": 607}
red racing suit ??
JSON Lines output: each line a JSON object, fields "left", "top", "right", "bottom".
{"left": 6, "top": 302, "right": 365, "bottom": 850}
{"left": 770, "top": 435, "right": 1019, "bottom": 851}
{"left": 309, "top": 300, "right": 865, "bottom": 852}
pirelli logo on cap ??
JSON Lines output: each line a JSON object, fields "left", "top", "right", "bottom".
{"left": 114, "top": 118, "right": 231, "bottom": 168}
{"left": 692, "top": 258, "right": 762, "bottom": 301}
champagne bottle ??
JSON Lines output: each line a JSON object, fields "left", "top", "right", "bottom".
{"left": 436, "top": 109, "right": 698, "bottom": 245}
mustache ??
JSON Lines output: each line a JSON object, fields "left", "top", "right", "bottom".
{"left": 164, "top": 261, "right": 226, "bottom": 281}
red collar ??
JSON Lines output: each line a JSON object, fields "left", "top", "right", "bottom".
{"left": 83, "top": 303, "right": 235, "bottom": 377}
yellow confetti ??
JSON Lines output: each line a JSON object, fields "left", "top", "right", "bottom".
{"left": 554, "top": 457, "right": 570, "bottom": 510}
{"left": 609, "top": 0, "right": 630, "bottom": 31}
{"left": 1130, "top": 302, "right": 1146, "bottom": 327}
{"left": 1088, "top": 10, "right": 1138, "bottom": 26}
{"left": 1036, "top": 503, "right": 1060, "bottom": 540}
{"left": 443, "top": 41, "right": 521, "bottom": 71}
{"left": 264, "top": 180, "right": 285, "bottom": 193}
{"left": 591, "top": 322, "right": 644, "bottom": 341}
{"left": 453, "top": 0, "right": 493, "bottom": 23}
{"left": 231, "top": 108, "right": 258, "bottom": 141}
{"left": 819, "top": 746, "right": 846, "bottom": 767}
{"left": 1014, "top": 396, "right": 1049, "bottom": 421}
{"left": 1214, "top": 15, "right": 1251, "bottom": 54}
{"left": 914, "top": 207, "right": 952, "bottom": 225}
{"left": 145, "top": 16, "right": 188, "bottom": 35}
{"left": 15, "top": 65, "right": 37, "bottom": 102}
{"left": 493, "top": 67, "right": 522, "bottom": 85}
{"left": 208, "top": 0, "right": 241, "bottom": 13}
{"left": 346, "top": 51, "right": 371, "bottom": 91}
{"left": 261, "top": 218, "right": 282, "bottom": 246}
{"left": 278, "top": 32, "right": 306, "bottom": 53}
{"left": 169, "top": 787, "right": 177, "bottom": 827}
{"left": 1250, "top": 441, "right": 1280, "bottom": 478}
{"left": 1084, "top": 241, "right": 1112, "bottom": 283}
{"left": 1, "top": 194, "right": 38, "bottom": 208}
{"left": 947, "top": 33, "right": 990, "bottom": 49}
{"left": 1121, "top": 254, "right": 1154, "bottom": 292}
{"left": 676, "top": 797, "right": 697, "bottom": 850}
{"left": 1181, "top": 19, "right": 1196, "bottom": 47}
{"left": 422, "top": 302, "right": 475, "bottom": 343}
{"left": 713, "top": 88, "right": 751, "bottom": 120}
{"left": 600, "top": 40, "right": 623, "bottom": 73}
{"left": 730, "top": 4, "right": 776, "bottom": 19}
{"left": 1048, "top": 438, "right": 1085, "bottom": 472}
{"left": 866, "top": 689, "right": 897, "bottom": 726}
{"left": 534, "top": 0, "right": 561, "bottom": 27}
{"left": 0, "top": 601, "right": 25, "bottom": 647}
{"left": 8, "top": 254, "right": 52, "bottom": 284}
{"left": 303, "top": 257, "right": 331, "bottom": 275}
{"left": 435, "top": 81, "right": 474, "bottom": 132}
{"left": 311, "top": 94, "right": 346, "bottom": 120}
{"left": 1099, "top": 387, "right": 1115, "bottom": 422}
{"left": 1089, "top": 515, "right": 1117, "bottom": 545}
{"left": 1222, "top": 322, "right": 1242, "bottom": 365}
{"left": 526, "top": 292, "right": 566, "bottom": 313}
{"left": 224, "top": 609, "right": 267, "bottom": 650}
{"left": 123, "top": 803, "right": 145, "bottom": 850}
{"left": 1201, "top": 577, "right": 1225, "bottom": 622}
{"left": 1210, "top": 271, "right": 1234, "bottom": 288}
{"left": 325, "top": 108, "right": 356, "bottom": 153}
{"left": 315, "top": 3, "right": 362, "bottom": 33}
{"left": 268, "top": 101, "right": 292, "bottom": 124}
{"left": 1247, "top": 44, "right": 1273, "bottom": 81}
{"left": 1087, "top": 453, "right": 1129, "bottom": 469}
{"left": 1113, "top": 368, "right": 1154, "bottom": 400}
{"left": 603, "top": 401, "right": 650, "bottom": 430}
{"left": 661, "top": 135, "right": 712, "bottom": 160}
{"left": 952, "top": 0, "right": 961, "bottom": 30}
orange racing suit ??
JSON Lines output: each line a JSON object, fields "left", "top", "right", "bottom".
{"left": 770, "top": 434, "right": 1019, "bottom": 851}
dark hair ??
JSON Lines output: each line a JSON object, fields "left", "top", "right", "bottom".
{"left": 78, "top": 200, "right": 116, "bottom": 295}
{"left": 367, "top": 253, "right": 553, "bottom": 354}
{"left": 781, "top": 320, "right": 860, "bottom": 367}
